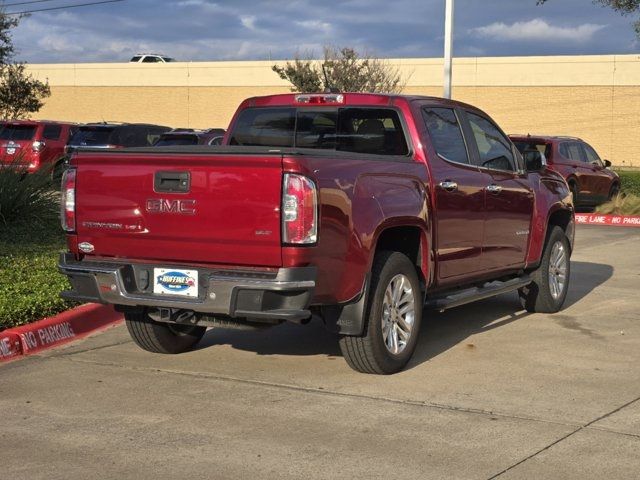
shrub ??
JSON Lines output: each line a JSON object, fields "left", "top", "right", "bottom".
{"left": 617, "top": 170, "right": 640, "bottom": 197}
{"left": 0, "top": 160, "right": 57, "bottom": 227}
{"left": 596, "top": 193, "right": 640, "bottom": 216}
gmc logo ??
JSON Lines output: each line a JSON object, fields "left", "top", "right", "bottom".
{"left": 146, "top": 199, "right": 196, "bottom": 215}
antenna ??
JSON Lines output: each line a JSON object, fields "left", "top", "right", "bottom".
{"left": 321, "top": 64, "right": 339, "bottom": 93}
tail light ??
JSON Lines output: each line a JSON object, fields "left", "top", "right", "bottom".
{"left": 31, "top": 140, "right": 45, "bottom": 152}
{"left": 282, "top": 173, "right": 317, "bottom": 245}
{"left": 60, "top": 168, "right": 76, "bottom": 232}
{"left": 28, "top": 159, "right": 40, "bottom": 170}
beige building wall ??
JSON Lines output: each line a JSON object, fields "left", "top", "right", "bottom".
{"left": 26, "top": 55, "right": 640, "bottom": 167}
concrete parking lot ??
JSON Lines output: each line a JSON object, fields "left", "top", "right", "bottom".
{"left": 1, "top": 225, "right": 639, "bottom": 480}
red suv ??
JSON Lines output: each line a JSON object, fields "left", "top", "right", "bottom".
{"left": 510, "top": 135, "right": 620, "bottom": 207}
{"left": 0, "top": 120, "right": 76, "bottom": 174}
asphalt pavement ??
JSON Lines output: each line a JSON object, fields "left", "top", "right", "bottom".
{"left": 1, "top": 225, "right": 639, "bottom": 480}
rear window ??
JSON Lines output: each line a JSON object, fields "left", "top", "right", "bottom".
{"left": 513, "top": 141, "right": 550, "bottom": 158}
{"left": 154, "top": 134, "right": 199, "bottom": 146}
{"left": 229, "top": 107, "right": 408, "bottom": 156}
{"left": 69, "top": 127, "right": 116, "bottom": 146}
{"left": 230, "top": 108, "right": 296, "bottom": 147}
{"left": 0, "top": 125, "right": 37, "bottom": 141}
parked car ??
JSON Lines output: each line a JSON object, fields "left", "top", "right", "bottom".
{"left": 0, "top": 120, "right": 76, "bottom": 175}
{"left": 153, "top": 128, "right": 225, "bottom": 146}
{"left": 510, "top": 135, "right": 620, "bottom": 206}
{"left": 58, "top": 93, "right": 574, "bottom": 374}
{"left": 129, "top": 54, "right": 175, "bottom": 63}
{"left": 65, "top": 123, "right": 171, "bottom": 155}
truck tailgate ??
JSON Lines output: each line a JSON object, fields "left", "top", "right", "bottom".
{"left": 74, "top": 151, "right": 283, "bottom": 267}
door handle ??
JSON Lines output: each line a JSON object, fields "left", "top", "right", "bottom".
{"left": 438, "top": 181, "right": 458, "bottom": 192}
{"left": 486, "top": 184, "right": 502, "bottom": 194}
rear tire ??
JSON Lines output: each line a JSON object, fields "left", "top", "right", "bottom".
{"left": 569, "top": 181, "right": 579, "bottom": 206}
{"left": 518, "top": 226, "right": 570, "bottom": 313}
{"left": 125, "top": 312, "right": 206, "bottom": 354}
{"left": 339, "top": 251, "right": 422, "bottom": 375}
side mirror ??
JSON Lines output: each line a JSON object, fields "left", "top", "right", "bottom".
{"left": 524, "top": 150, "right": 545, "bottom": 172}
{"left": 604, "top": 159, "right": 612, "bottom": 168}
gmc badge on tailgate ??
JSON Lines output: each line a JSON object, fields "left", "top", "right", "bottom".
{"left": 146, "top": 199, "right": 196, "bottom": 215}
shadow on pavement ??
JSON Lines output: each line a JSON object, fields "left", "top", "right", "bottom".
{"left": 565, "top": 261, "right": 613, "bottom": 308}
{"left": 195, "top": 261, "right": 613, "bottom": 368}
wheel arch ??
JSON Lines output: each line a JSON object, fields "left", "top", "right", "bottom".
{"left": 371, "top": 222, "right": 430, "bottom": 289}
{"left": 322, "top": 221, "right": 430, "bottom": 337}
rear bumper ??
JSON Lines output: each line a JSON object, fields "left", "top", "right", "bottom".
{"left": 58, "top": 253, "right": 316, "bottom": 322}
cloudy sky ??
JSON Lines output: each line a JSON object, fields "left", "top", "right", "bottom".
{"left": 8, "top": 0, "right": 640, "bottom": 63}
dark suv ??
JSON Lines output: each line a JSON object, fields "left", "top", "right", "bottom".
{"left": 0, "top": 120, "right": 76, "bottom": 174}
{"left": 510, "top": 135, "right": 620, "bottom": 206}
{"left": 153, "top": 128, "right": 225, "bottom": 147}
{"left": 66, "top": 123, "right": 171, "bottom": 156}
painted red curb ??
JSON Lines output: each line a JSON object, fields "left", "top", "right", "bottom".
{"left": 575, "top": 213, "right": 640, "bottom": 227}
{"left": 0, "top": 304, "right": 123, "bottom": 363}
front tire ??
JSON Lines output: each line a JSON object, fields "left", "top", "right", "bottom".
{"left": 125, "top": 312, "right": 206, "bottom": 354}
{"left": 518, "top": 226, "right": 570, "bottom": 313}
{"left": 339, "top": 251, "right": 422, "bottom": 374}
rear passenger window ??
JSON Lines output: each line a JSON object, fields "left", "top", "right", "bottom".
{"left": 560, "top": 142, "right": 584, "bottom": 162}
{"left": 422, "top": 107, "right": 469, "bottom": 164}
{"left": 43, "top": 124, "right": 62, "bottom": 140}
{"left": 467, "top": 112, "right": 515, "bottom": 171}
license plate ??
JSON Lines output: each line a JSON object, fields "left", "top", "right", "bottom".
{"left": 6, "top": 147, "right": 15, "bottom": 155}
{"left": 153, "top": 268, "right": 199, "bottom": 297}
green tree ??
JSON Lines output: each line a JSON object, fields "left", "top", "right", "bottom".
{"left": 272, "top": 46, "right": 405, "bottom": 94}
{"left": 0, "top": 10, "right": 50, "bottom": 120}
{"left": 537, "top": 0, "right": 640, "bottom": 37}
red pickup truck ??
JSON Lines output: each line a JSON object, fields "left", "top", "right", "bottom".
{"left": 59, "top": 93, "right": 575, "bottom": 374}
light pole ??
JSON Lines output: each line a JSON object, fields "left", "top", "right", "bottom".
{"left": 443, "top": 0, "right": 454, "bottom": 99}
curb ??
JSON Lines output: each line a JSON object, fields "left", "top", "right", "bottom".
{"left": 0, "top": 304, "right": 123, "bottom": 363}
{"left": 575, "top": 213, "right": 640, "bottom": 227}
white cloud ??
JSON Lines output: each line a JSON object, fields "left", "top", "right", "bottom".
{"left": 240, "top": 15, "right": 257, "bottom": 31}
{"left": 472, "top": 18, "right": 606, "bottom": 43}
{"left": 294, "top": 20, "right": 332, "bottom": 34}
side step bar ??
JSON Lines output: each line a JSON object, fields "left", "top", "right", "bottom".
{"left": 425, "top": 275, "right": 531, "bottom": 312}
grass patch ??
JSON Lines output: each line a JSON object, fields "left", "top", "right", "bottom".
{"left": 0, "top": 216, "right": 73, "bottom": 330}
{"left": 0, "top": 165, "right": 73, "bottom": 330}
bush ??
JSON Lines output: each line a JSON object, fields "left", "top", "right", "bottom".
{"left": 617, "top": 170, "right": 640, "bottom": 197}
{"left": 596, "top": 193, "right": 640, "bottom": 216}
{"left": 0, "top": 161, "right": 57, "bottom": 227}
{"left": 0, "top": 166, "right": 72, "bottom": 330}
{"left": 272, "top": 46, "right": 406, "bottom": 94}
